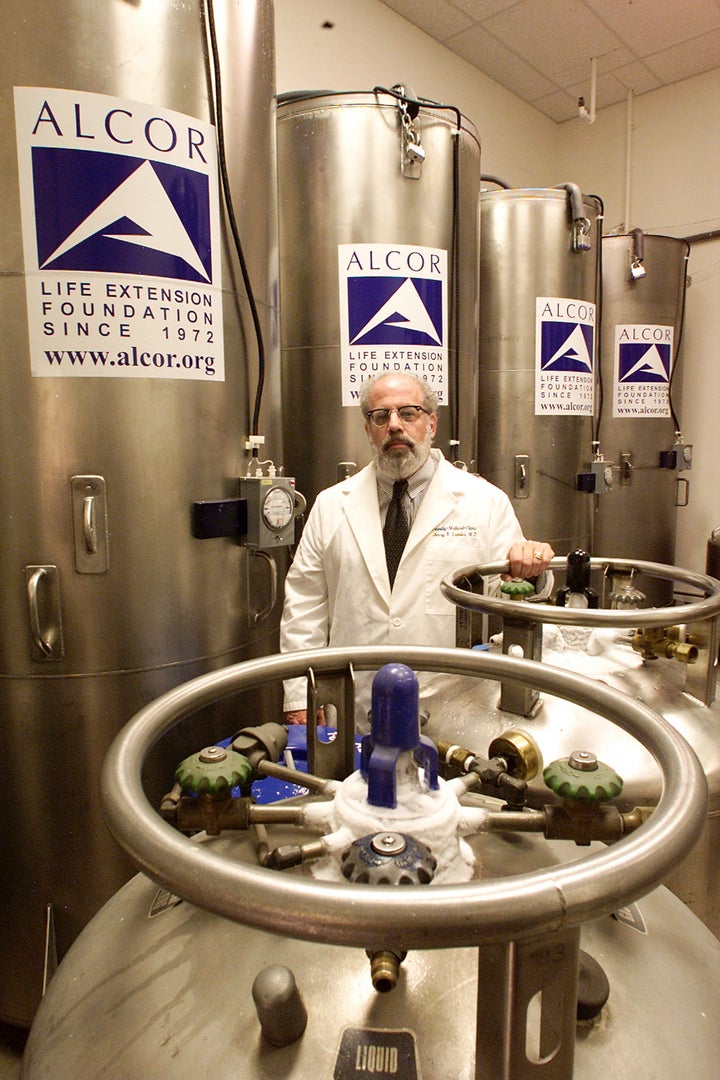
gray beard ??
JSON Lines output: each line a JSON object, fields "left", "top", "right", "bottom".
{"left": 374, "top": 429, "right": 433, "bottom": 482}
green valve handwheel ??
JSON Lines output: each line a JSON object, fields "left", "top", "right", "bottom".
{"left": 500, "top": 578, "right": 536, "bottom": 600}
{"left": 175, "top": 745, "right": 252, "bottom": 797}
{"left": 543, "top": 751, "right": 623, "bottom": 803}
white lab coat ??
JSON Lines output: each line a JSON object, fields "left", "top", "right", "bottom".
{"left": 281, "top": 451, "right": 527, "bottom": 727}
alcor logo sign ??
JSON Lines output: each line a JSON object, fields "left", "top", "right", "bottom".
{"left": 535, "top": 297, "right": 595, "bottom": 416}
{"left": 14, "top": 86, "right": 224, "bottom": 380}
{"left": 338, "top": 243, "right": 447, "bottom": 406}
{"left": 613, "top": 325, "right": 673, "bottom": 417}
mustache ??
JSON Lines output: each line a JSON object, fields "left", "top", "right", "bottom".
{"left": 381, "top": 434, "right": 414, "bottom": 452}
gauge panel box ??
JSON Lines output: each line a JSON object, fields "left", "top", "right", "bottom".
{"left": 240, "top": 476, "right": 297, "bottom": 548}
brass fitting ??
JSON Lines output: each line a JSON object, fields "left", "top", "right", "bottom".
{"left": 487, "top": 728, "right": 542, "bottom": 781}
{"left": 366, "top": 949, "right": 407, "bottom": 993}
{"left": 632, "top": 626, "right": 698, "bottom": 664}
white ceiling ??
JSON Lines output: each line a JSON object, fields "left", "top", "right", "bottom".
{"left": 379, "top": 0, "right": 720, "bottom": 121}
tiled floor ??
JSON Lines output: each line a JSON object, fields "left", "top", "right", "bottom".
{"left": 0, "top": 1025, "right": 25, "bottom": 1079}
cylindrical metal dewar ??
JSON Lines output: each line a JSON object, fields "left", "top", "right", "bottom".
{"left": 595, "top": 234, "right": 690, "bottom": 596}
{"left": 477, "top": 187, "right": 602, "bottom": 554}
{"left": 277, "top": 89, "right": 481, "bottom": 506}
{"left": 0, "top": 0, "right": 280, "bottom": 1026}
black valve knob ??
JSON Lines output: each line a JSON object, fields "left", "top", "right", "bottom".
{"left": 556, "top": 550, "right": 599, "bottom": 608}
{"left": 567, "top": 549, "right": 591, "bottom": 591}
{"left": 340, "top": 832, "right": 436, "bottom": 886}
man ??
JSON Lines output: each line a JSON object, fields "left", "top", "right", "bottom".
{"left": 281, "top": 372, "right": 553, "bottom": 727}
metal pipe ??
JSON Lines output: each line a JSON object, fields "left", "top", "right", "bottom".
{"left": 257, "top": 758, "right": 337, "bottom": 796}
{"left": 630, "top": 226, "right": 646, "bottom": 278}
{"left": 684, "top": 229, "right": 720, "bottom": 244}
{"left": 100, "top": 644, "right": 707, "bottom": 952}
{"left": 481, "top": 174, "right": 511, "bottom": 189}
{"left": 442, "top": 557, "right": 720, "bottom": 628}
{"left": 578, "top": 56, "right": 597, "bottom": 123}
{"left": 624, "top": 90, "right": 634, "bottom": 229}
{"left": 553, "top": 182, "right": 592, "bottom": 250}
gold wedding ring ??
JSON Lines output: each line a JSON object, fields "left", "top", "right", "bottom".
{"left": 533, "top": 551, "right": 543, "bottom": 560}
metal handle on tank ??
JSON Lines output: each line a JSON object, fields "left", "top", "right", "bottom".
{"left": 27, "top": 568, "right": 53, "bottom": 656}
{"left": 250, "top": 549, "right": 277, "bottom": 624}
{"left": 100, "top": 645, "right": 706, "bottom": 952}
{"left": 441, "top": 557, "right": 720, "bottom": 628}
{"left": 82, "top": 495, "right": 98, "bottom": 555}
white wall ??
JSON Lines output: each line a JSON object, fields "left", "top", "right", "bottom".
{"left": 275, "top": 0, "right": 720, "bottom": 572}
{"left": 274, "top": 0, "right": 558, "bottom": 185}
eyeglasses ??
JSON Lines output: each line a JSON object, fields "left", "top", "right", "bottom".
{"left": 365, "top": 405, "right": 429, "bottom": 427}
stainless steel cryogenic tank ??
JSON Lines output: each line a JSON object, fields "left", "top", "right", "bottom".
{"left": 440, "top": 556, "right": 720, "bottom": 935}
{"left": 0, "top": 0, "right": 281, "bottom": 1026}
{"left": 594, "top": 232, "right": 690, "bottom": 566}
{"left": 709, "top": 528, "right": 720, "bottom": 580}
{"left": 477, "top": 187, "right": 602, "bottom": 554}
{"left": 21, "top": 844, "right": 720, "bottom": 1079}
{"left": 277, "top": 88, "right": 481, "bottom": 507}
{"left": 20, "top": 646, "right": 720, "bottom": 1079}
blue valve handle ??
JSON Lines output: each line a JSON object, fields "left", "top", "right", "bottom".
{"left": 360, "top": 663, "right": 439, "bottom": 809}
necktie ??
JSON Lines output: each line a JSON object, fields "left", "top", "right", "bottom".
{"left": 383, "top": 479, "right": 410, "bottom": 589}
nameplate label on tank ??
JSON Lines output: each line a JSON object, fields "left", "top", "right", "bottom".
{"left": 13, "top": 86, "right": 225, "bottom": 382}
{"left": 611, "top": 902, "right": 648, "bottom": 934}
{"left": 338, "top": 242, "right": 448, "bottom": 407}
{"left": 334, "top": 1027, "right": 419, "bottom": 1078}
{"left": 612, "top": 324, "right": 674, "bottom": 418}
{"left": 148, "top": 888, "right": 184, "bottom": 918}
{"left": 535, "top": 296, "right": 595, "bottom": 416}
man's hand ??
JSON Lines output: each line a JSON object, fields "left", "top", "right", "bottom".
{"left": 284, "top": 710, "right": 307, "bottom": 725}
{"left": 505, "top": 541, "right": 554, "bottom": 580}
{"left": 284, "top": 708, "right": 327, "bottom": 726}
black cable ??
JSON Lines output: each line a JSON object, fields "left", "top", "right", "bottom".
{"left": 372, "top": 85, "right": 462, "bottom": 132}
{"left": 667, "top": 241, "right": 691, "bottom": 435}
{"left": 450, "top": 126, "right": 461, "bottom": 456}
{"left": 202, "top": 0, "right": 266, "bottom": 436}
{"left": 592, "top": 195, "right": 604, "bottom": 447}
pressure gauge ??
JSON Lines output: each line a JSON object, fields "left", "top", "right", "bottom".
{"left": 240, "top": 476, "right": 301, "bottom": 548}
{"left": 672, "top": 441, "right": 693, "bottom": 472}
{"left": 262, "top": 485, "right": 295, "bottom": 530}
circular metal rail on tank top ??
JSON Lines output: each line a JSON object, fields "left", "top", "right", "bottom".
{"left": 440, "top": 557, "right": 720, "bottom": 628}
{"left": 100, "top": 645, "right": 706, "bottom": 952}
